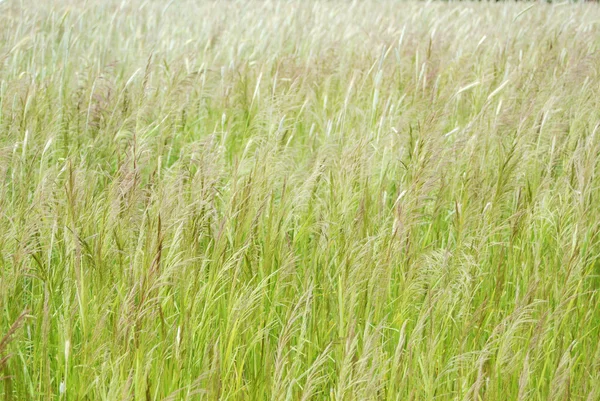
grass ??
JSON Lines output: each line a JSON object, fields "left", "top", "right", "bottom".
{"left": 1, "top": 0, "right": 600, "bottom": 399}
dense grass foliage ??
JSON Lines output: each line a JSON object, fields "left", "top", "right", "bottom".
{"left": 1, "top": 1, "right": 600, "bottom": 399}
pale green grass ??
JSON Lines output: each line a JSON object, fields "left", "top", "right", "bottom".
{"left": 1, "top": 1, "right": 600, "bottom": 400}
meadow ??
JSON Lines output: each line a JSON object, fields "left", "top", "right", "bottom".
{"left": 1, "top": 1, "right": 600, "bottom": 400}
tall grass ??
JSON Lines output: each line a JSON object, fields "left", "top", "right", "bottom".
{"left": 1, "top": 1, "right": 600, "bottom": 399}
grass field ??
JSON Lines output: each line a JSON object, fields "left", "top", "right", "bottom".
{"left": 1, "top": 1, "right": 600, "bottom": 400}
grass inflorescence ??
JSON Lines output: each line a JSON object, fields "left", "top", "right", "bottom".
{"left": 1, "top": 1, "right": 600, "bottom": 400}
